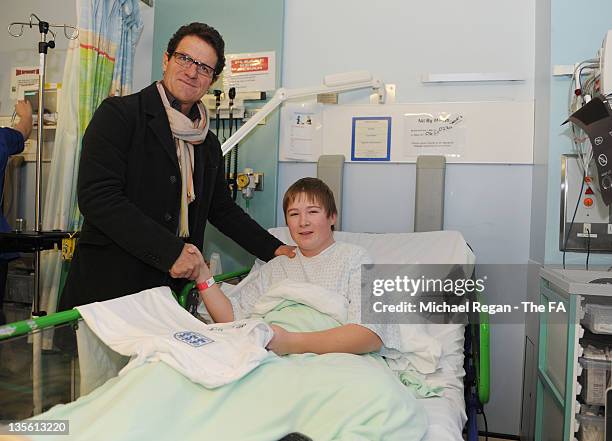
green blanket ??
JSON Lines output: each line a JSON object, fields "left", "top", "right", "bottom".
{"left": 31, "top": 301, "right": 427, "bottom": 440}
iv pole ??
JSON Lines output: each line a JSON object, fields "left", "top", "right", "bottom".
{"left": 7, "top": 14, "right": 78, "bottom": 416}
{"left": 8, "top": 14, "right": 78, "bottom": 315}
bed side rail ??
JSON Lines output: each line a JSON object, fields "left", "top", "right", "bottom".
{"left": 177, "top": 267, "right": 250, "bottom": 309}
{"left": 0, "top": 268, "right": 251, "bottom": 341}
{"left": 475, "top": 289, "right": 490, "bottom": 404}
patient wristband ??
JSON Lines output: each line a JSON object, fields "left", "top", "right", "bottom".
{"left": 196, "top": 277, "right": 216, "bottom": 293}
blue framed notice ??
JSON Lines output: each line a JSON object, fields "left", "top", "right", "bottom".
{"left": 351, "top": 116, "right": 392, "bottom": 161}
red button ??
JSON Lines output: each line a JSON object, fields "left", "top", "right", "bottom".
{"left": 584, "top": 198, "right": 594, "bottom": 207}
{"left": 585, "top": 187, "right": 594, "bottom": 195}
{"left": 585, "top": 176, "right": 592, "bottom": 183}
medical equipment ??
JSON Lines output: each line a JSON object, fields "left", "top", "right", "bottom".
{"left": 223, "top": 87, "right": 240, "bottom": 199}
{"left": 202, "top": 90, "right": 266, "bottom": 121}
{"left": 214, "top": 89, "right": 222, "bottom": 137}
{"left": 236, "top": 167, "right": 264, "bottom": 201}
{"left": 0, "top": 230, "right": 488, "bottom": 441}
{"left": 560, "top": 154, "right": 612, "bottom": 253}
{"left": 566, "top": 97, "right": 612, "bottom": 208}
{"left": 563, "top": 31, "right": 612, "bottom": 224}
{"left": 5, "top": 14, "right": 78, "bottom": 315}
{"left": 221, "top": 71, "right": 386, "bottom": 157}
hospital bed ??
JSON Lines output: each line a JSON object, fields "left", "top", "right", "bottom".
{"left": 0, "top": 229, "right": 489, "bottom": 441}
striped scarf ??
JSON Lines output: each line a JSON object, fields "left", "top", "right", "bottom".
{"left": 156, "top": 81, "right": 209, "bottom": 237}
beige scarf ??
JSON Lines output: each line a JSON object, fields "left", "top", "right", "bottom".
{"left": 156, "top": 81, "right": 209, "bottom": 237}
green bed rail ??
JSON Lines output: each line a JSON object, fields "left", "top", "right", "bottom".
{"left": 0, "top": 268, "right": 251, "bottom": 342}
{"left": 475, "top": 290, "right": 490, "bottom": 404}
{"left": 177, "top": 268, "right": 250, "bottom": 309}
{"left": 0, "top": 309, "right": 81, "bottom": 341}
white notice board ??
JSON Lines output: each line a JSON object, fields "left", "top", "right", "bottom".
{"left": 279, "top": 101, "right": 534, "bottom": 164}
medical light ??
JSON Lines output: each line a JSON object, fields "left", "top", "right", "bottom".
{"left": 220, "top": 70, "right": 385, "bottom": 156}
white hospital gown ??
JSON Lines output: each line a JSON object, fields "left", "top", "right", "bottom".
{"left": 229, "top": 241, "right": 401, "bottom": 352}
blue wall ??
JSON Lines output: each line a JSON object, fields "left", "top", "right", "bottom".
{"left": 545, "top": 0, "right": 612, "bottom": 264}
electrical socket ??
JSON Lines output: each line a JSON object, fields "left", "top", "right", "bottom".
{"left": 254, "top": 173, "right": 264, "bottom": 191}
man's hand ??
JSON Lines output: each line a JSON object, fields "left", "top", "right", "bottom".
{"left": 15, "top": 100, "right": 33, "bottom": 120}
{"left": 274, "top": 245, "right": 297, "bottom": 259}
{"left": 266, "top": 324, "right": 296, "bottom": 356}
{"left": 14, "top": 100, "right": 33, "bottom": 140}
{"left": 169, "top": 244, "right": 204, "bottom": 280}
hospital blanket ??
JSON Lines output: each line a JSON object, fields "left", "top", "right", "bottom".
{"left": 31, "top": 282, "right": 428, "bottom": 440}
{"left": 254, "top": 280, "right": 443, "bottom": 380}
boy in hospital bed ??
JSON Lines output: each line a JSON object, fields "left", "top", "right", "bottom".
{"left": 22, "top": 178, "right": 428, "bottom": 441}
{"left": 195, "top": 177, "right": 401, "bottom": 356}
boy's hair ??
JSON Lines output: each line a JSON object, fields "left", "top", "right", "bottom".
{"left": 166, "top": 22, "right": 226, "bottom": 80}
{"left": 282, "top": 178, "right": 337, "bottom": 230}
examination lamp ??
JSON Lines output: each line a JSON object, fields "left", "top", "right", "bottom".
{"left": 220, "top": 70, "right": 384, "bottom": 156}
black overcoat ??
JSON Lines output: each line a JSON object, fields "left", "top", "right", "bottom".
{"left": 59, "top": 83, "right": 281, "bottom": 309}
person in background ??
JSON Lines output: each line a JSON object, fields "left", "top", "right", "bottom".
{"left": 0, "top": 100, "right": 33, "bottom": 324}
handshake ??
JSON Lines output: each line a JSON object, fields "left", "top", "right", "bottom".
{"left": 168, "top": 242, "right": 296, "bottom": 282}
{"left": 169, "top": 244, "right": 212, "bottom": 284}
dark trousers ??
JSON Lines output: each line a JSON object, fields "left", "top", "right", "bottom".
{"left": 0, "top": 259, "right": 7, "bottom": 325}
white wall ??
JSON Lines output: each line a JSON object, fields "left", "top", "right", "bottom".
{"left": 281, "top": 0, "right": 535, "bottom": 435}
{"left": 282, "top": 1, "right": 534, "bottom": 102}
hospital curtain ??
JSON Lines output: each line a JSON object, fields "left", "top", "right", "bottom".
{"left": 39, "top": 0, "right": 142, "bottom": 343}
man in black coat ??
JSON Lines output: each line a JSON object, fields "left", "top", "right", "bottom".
{"left": 59, "top": 23, "right": 294, "bottom": 310}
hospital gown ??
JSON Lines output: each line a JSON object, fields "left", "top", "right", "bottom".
{"left": 229, "top": 241, "right": 402, "bottom": 352}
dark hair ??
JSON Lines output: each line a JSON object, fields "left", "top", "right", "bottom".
{"left": 282, "top": 177, "right": 338, "bottom": 231}
{"left": 166, "top": 22, "right": 226, "bottom": 80}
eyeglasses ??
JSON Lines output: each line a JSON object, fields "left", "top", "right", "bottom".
{"left": 171, "top": 51, "right": 216, "bottom": 78}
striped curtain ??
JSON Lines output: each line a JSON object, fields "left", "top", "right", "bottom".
{"left": 39, "top": 0, "right": 142, "bottom": 334}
